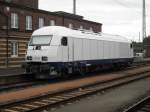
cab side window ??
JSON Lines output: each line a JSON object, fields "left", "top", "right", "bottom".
{"left": 130, "top": 43, "right": 133, "bottom": 48}
{"left": 61, "top": 37, "right": 68, "bottom": 46}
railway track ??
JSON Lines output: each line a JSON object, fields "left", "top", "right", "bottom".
{"left": 0, "top": 81, "right": 47, "bottom": 93}
{"left": 123, "top": 95, "right": 150, "bottom": 112}
{"left": 0, "top": 62, "right": 149, "bottom": 93}
{"left": 0, "top": 66, "right": 150, "bottom": 112}
{"left": 0, "top": 73, "right": 34, "bottom": 92}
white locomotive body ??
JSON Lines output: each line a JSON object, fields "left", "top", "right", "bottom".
{"left": 25, "top": 26, "right": 133, "bottom": 78}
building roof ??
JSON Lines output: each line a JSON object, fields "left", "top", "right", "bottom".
{"left": 54, "top": 11, "right": 83, "bottom": 20}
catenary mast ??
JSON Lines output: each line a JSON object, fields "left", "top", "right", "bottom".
{"left": 142, "top": 0, "right": 146, "bottom": 41}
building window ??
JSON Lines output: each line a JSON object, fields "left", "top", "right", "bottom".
{"left": 50, "top": 20, "right": 55, "bottom": 26}
{"left": 39, "top": 17, "right": 44, "bottom": 28}
{"left": 26, "top": 16, "right": 32, "bottom": 30}
{"left": 80, "top": 25, "right": 83, "bottom": 29}
{"left": 11, "top": 13, "right": 19, "bottom": 29}
{"left": 69, "top": 23, "right": 73, "bottom": 29}
{"left": 5, "top": 0, "right": 12, "bottom": 3}
{"left": 90, "top": 27, "right": 93, "bottom": 31}
{"left": 11, "top": 41, "right": 18, "bottom": 57}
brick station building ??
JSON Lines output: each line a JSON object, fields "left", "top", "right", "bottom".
{"left": 0, "top": 0, "right": 102, "bottom": 68}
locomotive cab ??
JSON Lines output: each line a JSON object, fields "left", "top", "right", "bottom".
{"left": 25, "top": 27, "right": 70, "bottom": 78}
{"left": 26, "top": 35, "right": 68, "bottom": 62}
{"left": 27, "top": 35, "right": 57, "bottom": 62}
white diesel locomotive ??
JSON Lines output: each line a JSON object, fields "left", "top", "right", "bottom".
{"left": 25, "top": 26, "right": 133, "bottom": 78}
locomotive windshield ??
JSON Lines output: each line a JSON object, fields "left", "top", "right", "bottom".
{"left": 29, "top": 35, "right": 52, "bottom": 46}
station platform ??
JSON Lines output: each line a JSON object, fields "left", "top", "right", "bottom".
{"left": 0, "top": 67, "right": 25, "bottom": 76}
{"left": 134, "top": 57, "right": 150, "bottom": 63}
{"left": 143, "top": 58, "right": 150, "bottom": 61}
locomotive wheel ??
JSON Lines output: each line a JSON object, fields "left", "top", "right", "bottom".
{"left": 79, "top": 67, "right": 86, "bottom": 75}
{"left": 61, "top": 68, "right": 69, "bottom": 78}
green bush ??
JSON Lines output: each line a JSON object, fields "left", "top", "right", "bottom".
{"left": 143, "top": 36, "right": 150, "bottom": 45}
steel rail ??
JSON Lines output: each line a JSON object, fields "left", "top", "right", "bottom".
{"left": 123, "top": 95, "right": 150, "bottom": 112}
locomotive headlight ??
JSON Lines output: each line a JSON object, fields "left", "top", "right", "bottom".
{"left": 42, "top": 56, "right": 48, "bottom": 61}
{"left": 26, "top": 56, "right": 32, "bottom": 60}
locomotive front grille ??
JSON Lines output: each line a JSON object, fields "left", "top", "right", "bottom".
{"left": 33, "top": 57, "right": 41, "bottom": 61}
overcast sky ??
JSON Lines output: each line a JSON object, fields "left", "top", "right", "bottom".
{"left": 39, "top": 0, "right": 150, "bottom": 42}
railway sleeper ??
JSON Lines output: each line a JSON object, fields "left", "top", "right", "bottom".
{"left": 2, "top": 109, "right": 19, "bottom": 112}
{"left": 11, "top": 107, "right": 29, "bottom": 112}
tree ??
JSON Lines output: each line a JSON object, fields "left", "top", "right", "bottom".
{"left": 143, "top": 35, "right": 150, "bottom": 45}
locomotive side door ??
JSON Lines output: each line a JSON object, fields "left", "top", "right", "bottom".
{"left": 61, "top": 37, "right": 68, "bottom": 62}
{"left": 68, "top": 37, "right": 74, "bottom": 62}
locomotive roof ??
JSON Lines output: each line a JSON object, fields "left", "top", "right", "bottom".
{"left": 32, "top": 26, "right": 131, "bottom": 43}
